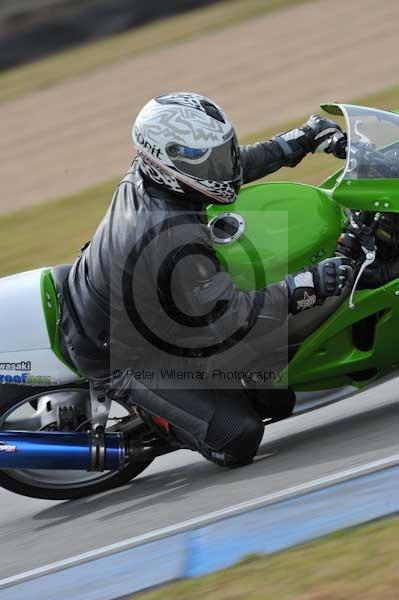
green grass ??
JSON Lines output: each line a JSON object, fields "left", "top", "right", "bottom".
{"left": 0, "top": 83, "right": 398, "bottom": 278}
{"left": 133, "top": 516, "right": 399, "bottom": 600}
{"left": 0, "top": 178, "right": 118, "bottom": 277}
{"left": 0, "top": 0, "right": 313, "bottom": 103}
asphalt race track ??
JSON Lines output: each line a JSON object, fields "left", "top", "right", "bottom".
{"left": 0, "top": 378, "right": 397, "bottom": 580}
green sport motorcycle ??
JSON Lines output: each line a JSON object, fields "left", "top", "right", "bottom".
{"left": 0, "top": 103, "right": 398, "bottom": 499}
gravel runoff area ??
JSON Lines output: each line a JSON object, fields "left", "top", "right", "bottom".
{"left": 1, "top": 0, "right": 399, "bottom": 214}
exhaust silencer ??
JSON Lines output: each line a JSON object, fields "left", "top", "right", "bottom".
{"left": 0, "top": 431, "right": 124, "bottom": 471}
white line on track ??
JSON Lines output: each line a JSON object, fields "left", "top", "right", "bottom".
{"left": 0, "top": 453, "right": 398, "bottom": 590}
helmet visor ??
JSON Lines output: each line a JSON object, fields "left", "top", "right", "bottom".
{"left": 166, "top": 136, "right": 242, "bottom": 183}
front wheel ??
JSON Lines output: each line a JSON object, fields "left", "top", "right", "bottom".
{"left": 0, "top": 384, "right": 155, "bottom": 500}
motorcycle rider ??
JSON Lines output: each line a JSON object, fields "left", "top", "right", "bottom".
{"left": 60, "top": 92, "right": 350, "bottom": 467}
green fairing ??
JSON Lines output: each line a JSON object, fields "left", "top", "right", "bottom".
{"left": 334, "top": 179, "right": 399, "bottom": 212}
{"left": 280, "top": 280, "right": 399, "bottom": 389}
{"left": 40, "top": 269, "right": 81, "bottom": 376}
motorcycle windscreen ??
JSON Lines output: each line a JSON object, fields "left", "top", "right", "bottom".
{"left": 324, "top": 104, "right": 399, "bottom": 212}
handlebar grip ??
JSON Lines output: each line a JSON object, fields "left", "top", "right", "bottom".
{"left": 327, "top": 133, "right": 347, "bottom": 159}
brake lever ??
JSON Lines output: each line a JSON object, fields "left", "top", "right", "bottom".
{"left": 348, "top": 212, "right": 381, "bottom": 310}
{"left": 348, "top": 247, "right": 376, "bottom": 310}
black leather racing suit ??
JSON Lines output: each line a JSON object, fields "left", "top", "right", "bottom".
{"left": 61, "top": 139, "right": 306, "bottom": 466}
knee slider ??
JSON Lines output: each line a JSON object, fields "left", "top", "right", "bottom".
{"left": 222, "top": 414, "right": 264, "bottom": 465}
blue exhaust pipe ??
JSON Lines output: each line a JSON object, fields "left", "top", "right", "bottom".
{"left": 0, "top": 431, "right": 124, "bottom": 471}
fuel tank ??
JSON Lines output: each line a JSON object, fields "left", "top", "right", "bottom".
{"left": 207, "top": 182, "right": 343, "bottom": 289}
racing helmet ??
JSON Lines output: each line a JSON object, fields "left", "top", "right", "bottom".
{"left": 132, "top": 92, "right": 243, "bottom": 204}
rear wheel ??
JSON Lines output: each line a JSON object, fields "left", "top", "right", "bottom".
{"left": 0, "top": 384, "right": 155, "bottom": 500}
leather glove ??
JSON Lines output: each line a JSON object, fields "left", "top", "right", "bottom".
{"left": 300, "top": 115, "right": 343, "bottom": 153}
{"left": 273, "top": 115, "right": 343, "bottom": 167}
{"left": 284, "top": 257, "right": 352, "bottom": 314}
